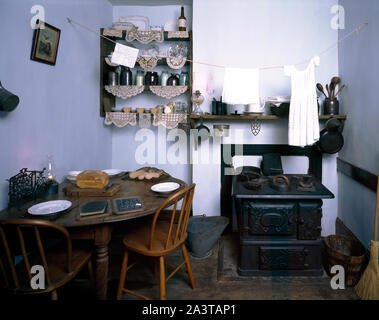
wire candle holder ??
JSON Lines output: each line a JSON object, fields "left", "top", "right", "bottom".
{"left": 7, "top": 168, "right": 49, "bottom": 208}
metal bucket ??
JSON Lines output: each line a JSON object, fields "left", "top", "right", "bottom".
{"left": 186, "top": 215, "right": 229, "bottom": 259}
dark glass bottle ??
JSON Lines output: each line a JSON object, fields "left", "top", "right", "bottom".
{"left": 167, "top": 73, "right": 179, "bottom": 86}
{"left": 178, "top": 5, "right": 187, "bottom": 31}
{"left": 120, "top": 67, "right": 133, "bottom": 85}
{"left": 151, "top": 72, "right": 159, "bottom": 85}
{"left": 145, "top": 72, "right": 153, "bottom": 85}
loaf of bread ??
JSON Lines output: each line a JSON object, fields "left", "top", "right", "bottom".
{"left": 76, "top": 170, "right": 109, "bottom": 189}
{"left": 128, "top": 167, "right": 165, "bottom": 181}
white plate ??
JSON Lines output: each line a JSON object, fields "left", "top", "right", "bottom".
{"left": 68, "top": 170, "right": 82, "bottom": 177}
{"left": 28, "top": 200, "right": 72, "bottom": 216}
{"left": 119, "top": 16, "right": 150, "bottom": 31}
{"left": 151, "top": 182, "right": 180, "bottom": 194}
{"left": 244, "top": 111, "right": 265, "bottom": 115}
{"left": 112, "top": 22, "right": 134, "bottom": 31}
{"left": 164, "top": 20, "right": 178, "bottom": 31}
{"left": 66, "top": 175, "right": 77, "bottom": 182}
{"left": 266, "top": 96, "right": 291, "bottom": 104}
{"left": 102, "top": 169, "right": 124, "bottom": 177}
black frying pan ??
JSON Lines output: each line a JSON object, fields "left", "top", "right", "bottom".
{"left": 318, "top": 118, "right": 344, "bottom": 154}
{"left": 196, "top": 117, "right": 210, "bottom": 145}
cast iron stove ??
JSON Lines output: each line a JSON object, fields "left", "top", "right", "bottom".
{"left": 232, "top": 168, "right": 334, "bottom": 276}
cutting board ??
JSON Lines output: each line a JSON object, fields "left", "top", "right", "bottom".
{"left": 63, "top": 184, "right": 121, "bottom": 197}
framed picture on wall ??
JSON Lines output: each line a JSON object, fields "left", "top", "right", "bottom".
{"left": 31, "top": 21, "right": 61, "bottom": 66}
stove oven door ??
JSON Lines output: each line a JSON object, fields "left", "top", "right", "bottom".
{"left": 297, "top": 201, "right": 323, "bottom": 240}
{"left": 241, "top": 201, "right": 297, "bottom": 239}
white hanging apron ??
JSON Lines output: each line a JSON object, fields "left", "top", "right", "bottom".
{"left": 284, "top": 56, "right": 320, "bottom": 147}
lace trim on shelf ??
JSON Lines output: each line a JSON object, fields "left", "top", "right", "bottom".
{"left": 104, "top": 85, "right": 144, "bottom": 99}
{"left": 104, "top": 112, "right": 137, "bottom": 127}
{"left": 149, "top": 86, "right": 188, "bottom": 99}
{"left": 125, "top": 27, "right": 164, "bottom": 44}
{"left": 167, "top": 31, "right": 189, "bottom": 39}
{"left": 136, "top": 57, "right": 162, "bottom": 72}
{"left": 153, "top": 114, "right": 187, "bottom": 129}
{"left": 166, "top": 57, "right": 187, "bottom": 69}
{"left": 103, "top": 29, "right": 123, "bottom": 38}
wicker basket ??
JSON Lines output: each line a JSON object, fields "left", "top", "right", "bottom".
{"left": 323, "top": 234, "right": 366, "bottom": 286}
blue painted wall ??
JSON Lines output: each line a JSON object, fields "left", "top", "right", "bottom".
{"left": 109, "top": 1, "right": 342, "bottom": 236}
{"left": 338, "top": 0, "right": 379, "bottom": 247}
{"left": 0, "top": 0, "right": 113, "bottom": 210}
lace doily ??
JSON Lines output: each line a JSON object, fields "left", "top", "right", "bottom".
{"left": 138, "top": 113, "right": 152, "bottom": 129}
{"left": 167, "top": 31, "right": 189, "bottom": 39}
{"left": 150, "top": 86, "right": 188, "bottom": 99}
{"left": 153, "top": 114, "right": 187, "bottom": 129}
{"left": 103, "top": 29, "right": 123, "bottom": 38}
{"left": 104, "top": 85, "right": 144, "bottom": 99}
{"left": 125, "top": 27, "right": 164, "bottom": 44}
{"left": 136, "top": 57, "right": 162, "bottom": 72}
{"left": 166, "top": 57, "right": 187, "bottom": 69}
{"left": 104, "top": 112, "right": 137, "bottom": 128}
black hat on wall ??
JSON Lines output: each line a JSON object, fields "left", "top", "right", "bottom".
{"left": 0, "top": 81, "right": 19, "bottom": 112}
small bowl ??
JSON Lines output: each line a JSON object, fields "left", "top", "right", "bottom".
{"left": 136, "top": 108, "right": 145, "bottom": 114}
{"left": 123, "top": 107, "right": 131, "bottom": 113}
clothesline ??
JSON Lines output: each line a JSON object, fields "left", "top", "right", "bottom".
{"left": 67, "top": 17, "right": 368, "bottom": 70}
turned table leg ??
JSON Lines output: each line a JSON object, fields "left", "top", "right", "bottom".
{"left": 94, "top": 225, "right": 112, "bottom": 300}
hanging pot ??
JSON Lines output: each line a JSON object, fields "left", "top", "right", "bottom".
{"left": 0, "top": 81, "right": 19, "bottom": 112}
{"left": 318, "top": 119, "right": 344, "bottom": 154}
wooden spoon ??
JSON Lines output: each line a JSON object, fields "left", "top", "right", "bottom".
{"left": 334, "top": 84, "right": 345, "bottom": 97}
{"left": 326, "top": 84, "right": 330, "bottom": 98}
{"left": 316, "top": 83, "right": 327, "bottom": 98}
{"left": 330, "top": 77, "right": 341, "bottom": 98}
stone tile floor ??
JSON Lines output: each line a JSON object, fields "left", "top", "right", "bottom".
{"left": 103, "top": 233, "right": 359, "bottom": 300}
{"left": 3, "top": 233, "right": 359, "bottom": 301}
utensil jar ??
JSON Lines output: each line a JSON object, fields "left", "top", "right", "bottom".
{"left": 323, "top": 98, "right": 339, "bottom": 115}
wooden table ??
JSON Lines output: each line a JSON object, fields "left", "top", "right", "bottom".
{"left": 0, "top": 175, "right": 186, "bottom": 299}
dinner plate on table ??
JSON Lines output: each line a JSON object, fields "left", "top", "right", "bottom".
{"left": 28, "top": 200, "right": 72, "bottom": 216}
{"left": 102, "top": 169, "right": 124, "bottom": 177}
{"left": 151, "top": 182, "right": 180, "bottom": 194}
{"left": 66, "top": 170, "right": 82, "bottom": 182}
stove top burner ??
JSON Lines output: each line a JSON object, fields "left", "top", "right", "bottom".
{"left": 243, "top": 178, "right": 268, "bottom": 191}
{"left": 235, "top": 173, "right": 334, "bottom": 199}
{"left": 296, "top": 175, "right": 317, "bottom": 192}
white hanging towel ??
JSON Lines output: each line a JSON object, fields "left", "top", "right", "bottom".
{"left": 284, "top": 56, "right": 320, "bottom": 147}
{"left": 222, "top": 68, "right": 260, "bottom": 104}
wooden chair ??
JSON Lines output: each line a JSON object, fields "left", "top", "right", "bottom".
{"left": 117, "top": 184, "right": 196, "bottom": 300}
{"left": 0, "top": 219, "right": 94, "bottom": 300}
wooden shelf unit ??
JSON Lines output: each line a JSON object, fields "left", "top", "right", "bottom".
{"left": 100, "top": 28, "right": 193, "bottom": 117}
